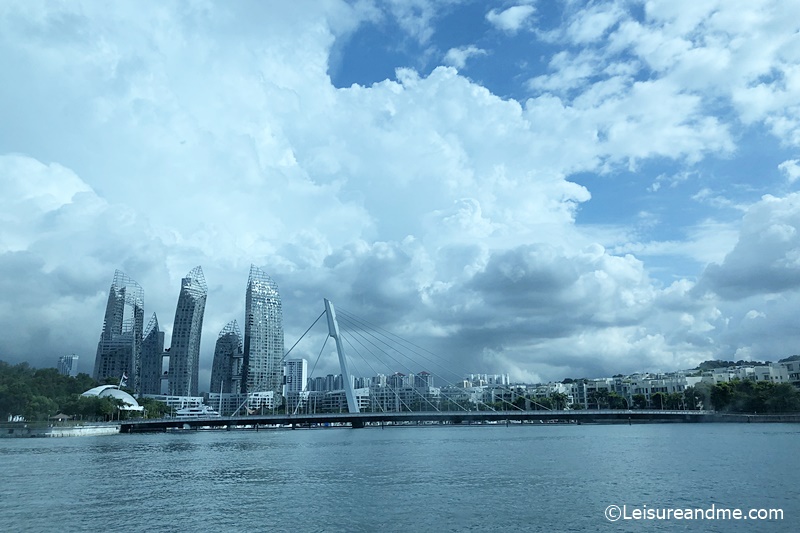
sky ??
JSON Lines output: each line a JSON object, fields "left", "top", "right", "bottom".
{"left": 2, "top": 0, "right": 800, "bottom": 390}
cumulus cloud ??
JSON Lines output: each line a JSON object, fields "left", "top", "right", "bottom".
{"left": 486, "top": 5, "right": 535, "bottom": 33}
{"left": 3, "top": 0, "right": 800, "bottom": 387}
{"left": 699, "top": 194, "right": 800, "bottom": 299}
{"left": 779, "top": 159, "right": 800, "bottom": 183}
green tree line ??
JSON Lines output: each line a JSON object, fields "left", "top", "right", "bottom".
{"left": 0, "top": 360, "right": 169, "bottom": 422}
{"left": 493, "top": 381, "right": 800, "bottom": 413}
{"left": 707, "top": 380, "right": 800, "bottom": 413}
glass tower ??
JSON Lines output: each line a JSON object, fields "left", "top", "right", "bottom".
{"left": 140, "top": 313, "right": 165, "bottom": 395}
{"left": 93, "top": 270, "right": 144, "bottom": 393}
{"left": 242, "top": 265, "right": 284, "bottom": 399}
{"left": 210, "top": 320, "right": 244, "bottom": 394}
{"left": 167, "top": 266, "right": 208, "bottom": 397}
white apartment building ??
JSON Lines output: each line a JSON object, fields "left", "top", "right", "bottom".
{"left": 284, "top": 358, "right": 308, "bottom": 395}
{"left": 57, "top": 354, "right": 79, "bottom": 378}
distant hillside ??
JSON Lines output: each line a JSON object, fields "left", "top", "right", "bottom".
{"left": 696, "top": 359, "right": 770, "bottom": 371}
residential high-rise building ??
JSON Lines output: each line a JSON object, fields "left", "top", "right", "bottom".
{"left": 94, "top": 270, "right": 144, "bottom": 393}
{"left": 210, "top": 320, "right": 244, "bottom": 394}
{"left": 284, "top": 358, "right": 308, "bottom": 395}
{"left": 140, "top": 313, "right": 165, "bottom": 395}
{"left": 57, "top": 354, "right": 79, "bottom": 377}
{"left": 167, "top": 266, "right": 207, "bottom": 397}
{"left": 242, "top": 265, "right": 284, "bottom": 399}
{"left": 414, "top": 371, "right": 434, "bottom": 388}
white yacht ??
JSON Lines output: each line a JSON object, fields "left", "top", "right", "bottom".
{"left": 175, "top": 405, "right": 221, "bottom": 418}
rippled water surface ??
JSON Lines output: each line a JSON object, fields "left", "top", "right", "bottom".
{"left": 1, "top": 423, "right": 798, "bottom": 532}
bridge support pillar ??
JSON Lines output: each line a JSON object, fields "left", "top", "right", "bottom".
{"left": 324, "top": 299, "right": 360, "bottom": 415}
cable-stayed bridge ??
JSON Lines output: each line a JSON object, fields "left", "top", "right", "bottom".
{"left": 122, "top": 299, "right": 716, "bottom": 432}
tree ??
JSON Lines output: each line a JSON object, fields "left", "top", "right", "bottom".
{"left": 632, "top": 394, "right": 647, "bottom": 409}
{"left": 23, "top": 395, "right": 59, "bottom": 421}
{"left": 607, "top": 392, "right": 627, "bottom": 409}
{"left": 709, "top": 379, "right": 800, "bottom": 414}
{"left": 0, "top": 361, "right": 103, "bottom": 420}
{"left": 551, "top": 392, "right": 569, "bottom": 410}
{"left": 710, "top": 382, "right": 734, "bottom": 411}
{"left": 684, "top": 387, "right": 700, "bottom": 410}
{"left": 61, "top": 395, "right": 121, "bottom": 421}
{"left": 693, "top": 382, "right": 713, "bottom": 410}
{"left": 513, "top": 396, "right": 527, "bottom": 410}
{"left": 532, "top": 396, "right": 554, "bottom": 410}
{"left": 666, "top": 392, "right": 683, "bottom": 410}
{"left": 588, "top": 390, "right": 609, "bottom": 409}
{"left": 650, "top": 392, "right": 667, "bottom": 410}
{"left": 765, "top": 383, "right": 800, "bottom": 413}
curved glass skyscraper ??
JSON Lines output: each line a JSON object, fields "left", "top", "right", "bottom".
{"left": 140, "top": 313, "right": 165, "bottom": 395}
{"left": 167, "top": 266, "right": 207, "bottom": 396}
{"left": 93, "top": 270, "right": 144, "bottom": 393}
{"left": 242, "top": 265, "right": 284, "bottom": 398}
{"left": 210, "top": 320, "right": 243, "bottom": 394}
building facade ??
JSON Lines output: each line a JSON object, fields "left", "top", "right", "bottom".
{"left": 140, "top": 313, "right": 165, "bottom": 395}
{"left": 168, "top": 266, "right": 208, "bottom": 397}
{"left": 210, "top": 320, "right": 244, "bottom": 394}
{"left": 93, "top": 270, "right": 144, "bottom": 394}
{"left": 57, "top": 354, "right": 79, "bottom": 377}
{"left": 242, "top": 265, "right": 284, "bottom": 402}
{"left": 284, "top": 358, "right": 308, "bottom": 395}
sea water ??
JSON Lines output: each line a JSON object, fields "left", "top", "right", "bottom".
{"left": 1, "top": 423, "right": 797, "bottom": 532}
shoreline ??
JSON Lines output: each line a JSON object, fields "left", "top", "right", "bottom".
{"left": 3, "top": 413, "right": 798, "bottom": 438}
{"left": 1, "top": 423, "right": 120, "bottom": 438}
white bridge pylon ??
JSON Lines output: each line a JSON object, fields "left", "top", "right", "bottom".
{"left": 324, "top": 298, "right": 360, "bottom": 414}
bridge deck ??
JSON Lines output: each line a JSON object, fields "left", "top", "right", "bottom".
{"left": 121, "top": 410, "right": 715, "bottom": 432}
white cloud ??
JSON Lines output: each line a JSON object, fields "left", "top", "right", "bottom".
{"left": 527, "top": 0, "right": 800, "bottom": 159}
{"left": 443, "top": 45, "right": 487, "bottom": 69}
{"left": 486, "top": 5, "right": 535, "bottom": 33}
{"left": 2, "top": 0, "right": 800, "bottom": 386}
{"left": 699, "top": 193, "right": 800, "bottom": 299}
{"left": 648, "top": 170, "right": 695, "bottom": 192}
{"left": 386, "top": 0, "right": 448, "bottom": 44}
{"left": 564, "top": 1, "right": 625, "bottom": 44}
{"left": 779, "top": 159, "right": 800, "bottom": 183}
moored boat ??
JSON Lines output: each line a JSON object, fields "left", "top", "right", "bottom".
{"left": 175, "top": 405, "right": 221, "bottom": 418}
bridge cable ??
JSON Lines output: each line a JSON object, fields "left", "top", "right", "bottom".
{"left": 338, "top": 330, "right": 399, "bottom": 413}
{"left": 337, "top": 316, "right": 460, "bottom": 413}
{"left": 282, "top": 310, "right": 325, "bottom": 363}
{"left": 340, "top": 326, "right": 441, "bottom": 413}
{"left": 293, "top": 334, "right": 330, "bottom": 416}
{"left": 337, "top": 314, "right": 485, "bottom": 411}
{"left": 337, "top": 308, "right": 464, "bottom": 380}
{"left": 337, "top": 309, "right": 546, "bottom": 412}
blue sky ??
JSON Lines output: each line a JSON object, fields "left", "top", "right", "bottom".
{"left": 2, "top": 0, "right": 800, "bottom": 388}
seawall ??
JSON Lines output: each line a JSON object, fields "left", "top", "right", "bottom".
{"left": 1, "top": 424, "right": 120, "bottom": 438}
{"left": 707, "top": 413, "right": 800, "bottom": 423}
